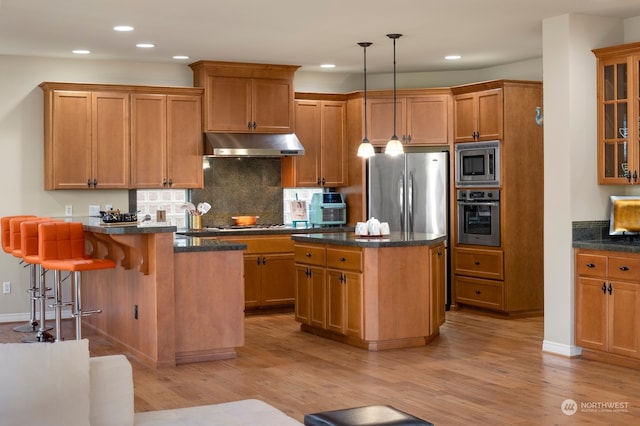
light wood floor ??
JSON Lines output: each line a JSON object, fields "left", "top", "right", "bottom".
{"left": 2, "top": 311, "right": 639, "bottom": 425}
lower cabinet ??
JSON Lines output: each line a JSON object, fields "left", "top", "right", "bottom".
{"left": 575, "top": 249, "right": 640, "bottom": 361}
{"left": 220, "top": 235, "right": 295, "bottom": 310}
{"left": 295, "top": 244, "right": 363, "bottom": 339}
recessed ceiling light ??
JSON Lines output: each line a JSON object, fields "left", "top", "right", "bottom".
{"left": 172, "top": 55, "right": 190, "bottom": 60}
{"left": 320, "top": 64, "right": 336, "bottom": 69}
{"left": 113, "top": 25, "right": 134, "bottom": 32}
{"left": 136, "top": 43, "right": 155, "bottom": 48}
{"left": 72, "top": 49, "right": 90, "bottom": 55}
{"left": 445, "top": 55, "right": 462, "bottom": 60}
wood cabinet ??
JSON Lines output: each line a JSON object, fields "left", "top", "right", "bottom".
{"left": 130, "top": 93, "right": 203, "bottom": 189}
{"left": 282, "top": 96, "right": 347, "bottom": 187}
{"left": 190, "top": 61, "right": 299, "bottom": 133}
{"left": 41, "top": 85, "right": 130, "bottom": 189}
{"left": 451, "top": 80, "right": 544, "bottom": 317}
{"left": 575, "top": 249, "right": 640, "bottom": 360}
{"left": 592, "top": 42, "right": 640, "bottom": 184}
{"left": 452, "top": 88, "right": 503, "bottom": 142}
{"left": 294, "top": 239, "right": 444, "bottom": 350}
{"left": 366, "top": 90, "right": 450, "bottom": 147}
{"left": 220, "top": 235, "right": 296, "bottom": 310}
{"left": 40, "top": 82, "right": 204, "bottom": 190}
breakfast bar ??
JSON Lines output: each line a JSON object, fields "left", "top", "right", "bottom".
{"left": 78, "top": 220, "right": 246, "bottom": 368}
{"left": 291, "top": 232, "right": 447, "bottom": 350}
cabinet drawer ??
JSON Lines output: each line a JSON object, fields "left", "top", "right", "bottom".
{"left": 326, "top": 248, "right": 362, "bottom": 272}
{"left": 294, "top": 244, "right": 326, "bottom": 266}
{"left": 575, "top": 252, "right": 607, "bottom": 277}
{"left": 454, "top": 248, "right": 503, "bottom": 280}
{"left": 608, "top": 256, "right": 640, "bottom": 282}
{"left": 455, "top": 275, "right": 504, "bottom": 310}
{"left": 219, "top": 236, "right": 294, "bottom": 254}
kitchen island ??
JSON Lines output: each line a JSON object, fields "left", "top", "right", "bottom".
{"left": 77, "top": 219, "right": 247, "bottom": 368}
{"left": 291, "top": 232, "right": 447, "bottom": 350}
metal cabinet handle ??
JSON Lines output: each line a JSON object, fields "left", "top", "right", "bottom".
{"left": 87, "top": 179, "right": 92, "bottom": 188}
{"left": 475, "top": 290, "right": 481, "bottom": 295}
{"left": 339, "top": 257, "right": 346, "bottom": 262}
{"left": 93, "top": 178, "right": 97, "bottom": 187}
{"left": 619, "top": 266, "right": 629, "bottom": 271}
{"left": 474, "top": 261, "right": 480, "bottom": 266}
{"left": 162, "top": 178, "right": 167, "bottom": 187}
{"left": 608, "top": 283, "right": 613, "bottom": 295}
{"left": 247, "top": 122, "right": 252, "bottom": 130}
{"left": 252, "top": 121, "right": 257, "bottom": 130}
{"left": 586, "top": 263, "right": 595, "bottom": 268}
{"left": 262, "top": 257, "right": 266, "bottom": 265}
{"left": 168, "top": 178, "right": 173, "bottom": 187}
{"left": 305, "top": 252, "right": 312, "bottom": 257}
{"left": 601, "top": 282, "right": 607, "bottom": 294}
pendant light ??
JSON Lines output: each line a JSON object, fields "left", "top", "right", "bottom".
{"left": 384, "top": 33, "right": 404, "bottom": 156}
{"left": 357, "top": 42, "right": 375, "bottom": 158}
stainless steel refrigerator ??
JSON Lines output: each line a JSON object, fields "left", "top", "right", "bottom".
{"left": 368, "top": 150, "right": 450, "bottom": 305}
{"left": 368, "top": 151, "right": 448, "bottom": 235}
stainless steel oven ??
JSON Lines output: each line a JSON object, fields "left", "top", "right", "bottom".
{"left": 456, "top": 189, "right": 500, "bottom": 247}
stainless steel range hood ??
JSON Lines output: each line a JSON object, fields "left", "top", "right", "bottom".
{"left": 204, "top": 132, "right": 305, "bottom": 157}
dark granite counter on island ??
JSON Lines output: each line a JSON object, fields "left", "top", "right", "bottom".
{"left": 291, "top": 231, "right": 447, "bottom": 351}
{"left": 291, "top": 231, "right": 446, "bottom": 248}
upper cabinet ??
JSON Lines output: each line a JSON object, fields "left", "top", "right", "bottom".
{"left": 593, "top": 42, "right": 640, "bottom": 184}
{"left": 189, "top": 61, "right": 299, "bottom": 133}
{"left": 41, "top": 84, "right": 130, "bottom": 190}
{"left": 452, "top": 88, "right": 503, "bottom": 142}
{"left": 366, "top": 89, "right": 451, "bottom": 147}
{"left": 40, "top": 82, "right": 203, "bottom": 190}
{"left": 283, "top": 95, "right": 347, "bottom": 188}
{"left": 130, "top": 93, "right": 203, "bottom": 189}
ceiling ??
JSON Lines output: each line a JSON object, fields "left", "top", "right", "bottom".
{"left": 1, "top": 0, "right": 640, "bottom": 75}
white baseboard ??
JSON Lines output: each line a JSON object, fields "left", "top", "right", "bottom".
{"left": 0, "top": 308, "right": 73, "bottom": 324}
{"left": 542, "top": 340, "right": 583, "bottom": 357}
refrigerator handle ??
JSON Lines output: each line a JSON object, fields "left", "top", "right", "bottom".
{"left": 408, "top": 171, "right": 413, "bottom": 233}
{"left": 399, "top": 171, "right": 404, "bottom": 233}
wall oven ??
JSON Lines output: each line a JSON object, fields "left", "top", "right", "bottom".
{"left": 456, "top": 189, "right": 500, "bottom": 247}
{"left": 455, "top": 140, "right": 500, "bottom": 187}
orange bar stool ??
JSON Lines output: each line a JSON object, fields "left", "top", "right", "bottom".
{"left": 1, "top": 215, "right": 37, "bottom": 333}
{"left": 38, "top": 222, "right": 115, "bottom": 340}
{"left": 20, "top": 218, "right": 59, "bottom": 343}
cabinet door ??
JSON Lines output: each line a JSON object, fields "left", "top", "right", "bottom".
{"left": 252, "top": 79, "right": 294, "bottom": 133}
{"left": 293, "top": 101, "right": 321, "bottom": 186}
{"left": 309, "top": 266, "right": 326, "bottom": 329}
{"left": 295, "top": 265, "right": 311, "bottom": 324}
{"left": 608, "top": 280, "right": 640, "bottom": 358}
{"left": 49, "top": 91, "right": 92, "bottom": 189}
{"left": 575, "top": 277, "right": 608, "bottom": 352}
{"left": 597, "top": 57, "right": 635, "bottom": 184}
{"left": 453, "top": 93, "right": 476, "bottom": 143}
{"left": 406, "top": 96, "right": 449, "bottom": 146}
{"left": 345, "top": 271, "right": 363, "bottom": 338}
{"left": 320, "top": 101, "right": 347, "bottom": 187}
{"left": 367, "top": 98, "right": 405, "bottom": 146}
{"left": 430, "top": 244, "right": 446, "bottom": 334}
{"left": 244, "top": 255, "right": 261, "bottom": 307}
{"left": 166, "top": 95, "right": 203, "bottom": 189}
{"left": 92, "top": 92, "right": 130, "bottom": 189}
{"left": 130, "top": 94, "right": 167, "bottom": 188}
{"left": 261, "top": 253, "right": 295, "bottom": 306}
{"left": 476, "top": 89, "right": 503, "bottom": 141}
{"left": 326, "top": 269, "right": 345, "bottom": 334}
{"left": 206, "top": 76, "right": 252, "bottom": 131}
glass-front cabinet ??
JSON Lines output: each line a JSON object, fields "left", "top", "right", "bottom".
{"left": 593, "top": 42, "right": 640, "bottom": 184}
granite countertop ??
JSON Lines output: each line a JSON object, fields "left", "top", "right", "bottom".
{"left": 173, "top": 235, "right": 247, "bottom": 253}
{"left": 75, "top": 217, "right": 177, "bottom": 234}
{"left": 178, "top": 225, "right": 354, "bottom": 238}
{"left": 291, "top": 232, "right": 447, "bottom": 248}
{"left": 573, "top": 236, "right": 640, "bottom": 254}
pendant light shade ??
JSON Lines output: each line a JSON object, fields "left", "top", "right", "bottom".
{"left": 385, "top": 33, "right": 404, "bottom": 156}
{"left": 356, "top": 42, "right": 375, "bottom": 158}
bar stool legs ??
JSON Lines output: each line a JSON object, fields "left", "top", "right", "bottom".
{"left": 22, "top": 264, "right": 54, "bottom": 343}
{"left": 12, "top": 263, "right": 39, "bottom": 333}
{"left": 71, "top": 271, "right": 101, "bottom": 340}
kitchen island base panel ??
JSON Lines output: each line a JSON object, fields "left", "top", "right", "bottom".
{"left": 300, "top": 324, "right": 438, "bottom": 351}
{"left": 175, "top": 347, "right": 237, "bottom": 365}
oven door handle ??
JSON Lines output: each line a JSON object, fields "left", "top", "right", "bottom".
{"left": 457, "top": 201, "right": 499, "bottom": 207}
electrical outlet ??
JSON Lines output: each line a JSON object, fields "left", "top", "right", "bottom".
{"left": 65, "top": 205, "right": 73, "bottom": 217}
{"left": 2, "top": 281, "right": 10, "bottom": 294}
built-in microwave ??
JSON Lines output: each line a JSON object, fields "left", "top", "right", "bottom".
{"left": 455, "top": 141, "right": 500, "bottom": 187}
